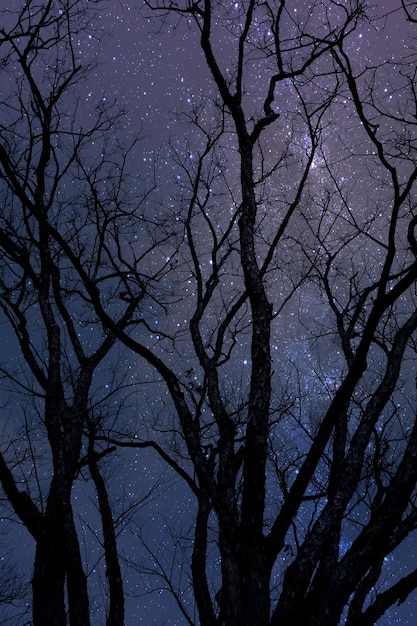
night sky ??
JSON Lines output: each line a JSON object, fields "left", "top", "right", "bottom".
{"left": 2, "top": 0, "right": 417, "bottom": 624}
{"left": 78, "top": 4, "right": 417, "bottom": 620}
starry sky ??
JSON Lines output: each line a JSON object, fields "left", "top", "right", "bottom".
{"left": 72, "top": 1, "right": 417, "bottom": 623}
{"left": 3, "top": 0, "right": 417, "bottom": 624}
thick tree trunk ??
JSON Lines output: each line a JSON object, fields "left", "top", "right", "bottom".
{"left": 32, "top": 520, "right": 90, "bottom": 626}
{"left": 32, "top": 537, "right": 66, "bottom": 626}
{"left": 216, "top": 554, "right": 270, "bottom": 626}
{"left": 238, "top": 545, "right": 270, "bottom": 626}
{"left": 32, "top": 475, "right": 90, "bottom": 626}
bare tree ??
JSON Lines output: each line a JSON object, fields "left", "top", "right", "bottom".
{"left": 0, "top": 2, "right": 160, "bottom": 624}
{"left": 4, "top": 1, "right": 417, "bottom": 626}
{"left": 60, "top": 1, "right": 417, "bottom": 624}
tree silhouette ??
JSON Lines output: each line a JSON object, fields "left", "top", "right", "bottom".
{"left": 0, "top": 2, "right": 155, "bottom": 624}
{"left": 3, "top": 1, "right": 417, "bottom": 625}
{"left": 91, "top": 1, "right": 417, "bottom": 624}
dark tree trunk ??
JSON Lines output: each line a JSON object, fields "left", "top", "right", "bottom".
{"left": 32, "top": 469, "right": 90, "bottom": 626}
{"left": 88, "top": 439, "right": 125, "bottom": 626}
{"left": 32, "top": 515, "right": 90, "bottom": 626}
{"left": 192, "top": 491, "right": 217, "bottom": 626}
{"left": 32, "top": 537, "right": 66, "bottom": 626}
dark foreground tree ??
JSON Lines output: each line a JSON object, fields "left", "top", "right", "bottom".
{"left": 3, "top": 1, "right": 417, "bottom": 625}
{"left": 0, "top": 1, "right": 160, "bottom": 624}
{"left": 65, "top": 1, "right": 417, "bottom": 624}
